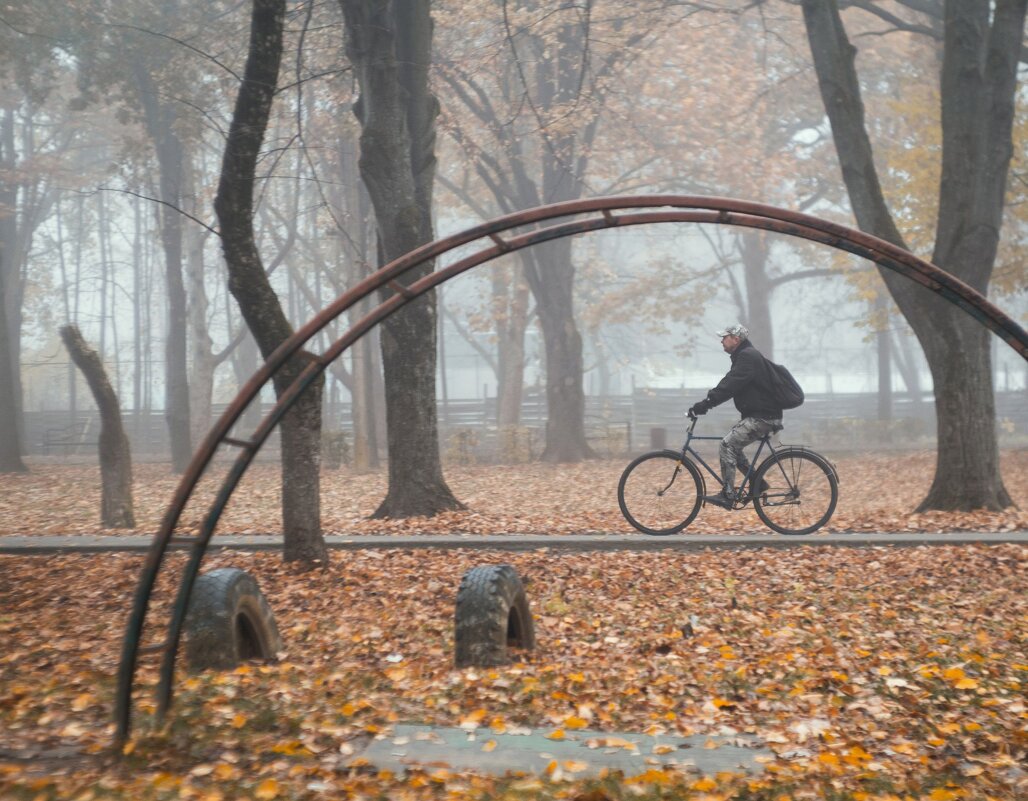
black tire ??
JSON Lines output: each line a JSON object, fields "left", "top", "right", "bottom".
{"left": 184, "top": 567, "right": 282, "bottom": 671}
{"left": 454, "top": 565, "right": 535, "bottom": 668}
{"left": 617, "top": 450, "right": 703, "bottom": 535}
{"left": 753, "top": 448, "right": 838, "bottom": 535}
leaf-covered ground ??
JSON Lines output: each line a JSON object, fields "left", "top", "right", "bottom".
{"left": 1, "top": 450, "right": 1026, "bottom": 537}
{"left": 1, "top": 545, "right": 1026, "bottom": 800}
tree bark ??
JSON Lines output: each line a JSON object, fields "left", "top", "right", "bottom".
{"left": 339, "top": 0, "right": 463, "bottom": 517}
{"left": 215, "top": 0, "right": 327, "bottom": 564}
{"left": 801, "top": 0, "right": 1023, "bottom": 510}
{"left": 738, "top": 232, "right": 775, "bottom": 359}
{"left": 0, "top": 108, "right": 27, "bottom": 472}
{"left": 133, "top": 61, "right": 193, "bottom": 473}
{"left": 60, "top": 325, "right": 135, "bottom": 528}
{"left": 524, "top": 240, "right": 595, "bottom": 462}
{"left": 495, "top": 259, "right": 530, "bottom": 427}
{"left": 0, "top": 253, "right": 26, "bottom": 473}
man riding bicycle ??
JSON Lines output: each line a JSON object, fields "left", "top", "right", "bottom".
{"left": 687, "top": 323, "right": 782, "bottom": 509}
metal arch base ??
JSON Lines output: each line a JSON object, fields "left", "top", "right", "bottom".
{"left": 114, "top": 195, "right": 1028, "bottom": 742}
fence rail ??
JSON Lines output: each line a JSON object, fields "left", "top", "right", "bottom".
{"left": 23, "top": 388, "right": 1028, "bottom": 461}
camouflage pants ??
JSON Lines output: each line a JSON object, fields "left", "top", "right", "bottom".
{"left": 720, "top": 417, "right": 782, "bottom": 494}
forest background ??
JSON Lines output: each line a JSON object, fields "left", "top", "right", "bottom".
{"left": 1, "top": 1, "right": 1027, "bottom": 799}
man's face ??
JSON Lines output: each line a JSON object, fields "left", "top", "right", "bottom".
{"left": 721, "top": 334, "right": 741, "bottom": 353}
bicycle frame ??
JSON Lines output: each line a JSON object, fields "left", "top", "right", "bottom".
{"left": 679, "top": 415, "right": 778, "bottom": 497}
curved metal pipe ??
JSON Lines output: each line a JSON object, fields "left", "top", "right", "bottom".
{"left": 115, "top": 196, "right": 1028, "bottom": 742}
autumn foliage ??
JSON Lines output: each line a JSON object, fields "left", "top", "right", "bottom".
{"left": 1, "top": 544, "right": 1026, "bottom": 800}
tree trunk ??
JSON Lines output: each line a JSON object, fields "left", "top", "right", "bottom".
{"left": 0, "top": 254, "right": 26, "bottom": 473}
{"left": 875, "top": 294, "right": 892, "bottom": 423}
{"left": 215, "top": 0, "right": 326, "bottom": 564}
{"left": 187, "top": 229, "right": 214, "bottom": 446}
{"left": 0, "top": 108, "right": 26, "bottom": 472}
{"left": 133, "top": 61, "right": 192, "bottom": 473}
{"left": 60, "top": 325, "right": 135, "bottom": 527}
{"left": 526, "top": 241, "right": 594, "bottom": 462}
{"left": 801, "top": 0, "right": 1023, "bottom": 510}
{"left": 339, "top": 0, "right": 462, "bottom": 517}
{"left": 738, "top": 232, "right": 774, "bottom": 358}
{"left": 495, "top": 259, "right": 530, "bottom": 427}
{"left": 184, "top": 164, "right": 215, "bottom": 446}
{"left": 336, "top": 129, "right": 380, "bottom": 470}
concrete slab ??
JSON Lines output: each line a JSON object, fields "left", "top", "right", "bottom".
{"left": 354, "top": 723, "right": 770, "bottom": 779}
{"left": 0, "top": 531, "right": 1026, "bottom": 554}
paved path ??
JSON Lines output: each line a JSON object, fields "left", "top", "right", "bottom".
{"left": 356, "top": 724, "right": 770, "bottom": 779}
{"left": 1, "top": 531, "right": 1026, "bottom": 554}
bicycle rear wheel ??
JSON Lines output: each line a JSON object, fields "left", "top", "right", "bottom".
{"left": 753, "top": 448, "right": 838, "bottom": 535}
{"left": 618, "top": 450, "right": 703, "bottom": 535}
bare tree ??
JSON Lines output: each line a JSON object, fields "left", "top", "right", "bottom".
{"left": 215, "top": 0, "right": 327, "bottom": 563}
{"left": 339, "top": 0, "right": 463, "bottom": 517}
{"left": 801, "top": 0, "right": 1024, "bottom": 510}
{"left": 60, "top": 325, "right": 135, "bottom": 527}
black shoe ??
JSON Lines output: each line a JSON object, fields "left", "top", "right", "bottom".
{"left": 747, "top": 478, "right": 770, "bottom": 499}
{"left": 703, "top": 490, "right": 736, "bottom": 510}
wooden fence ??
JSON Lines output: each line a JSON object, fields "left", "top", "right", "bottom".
{"left": 24, "top": 388, "right": 1027, "bottom": 461}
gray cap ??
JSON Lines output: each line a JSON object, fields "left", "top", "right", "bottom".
{"left": 716, "top": 323, "right": 749, "bottom": 339}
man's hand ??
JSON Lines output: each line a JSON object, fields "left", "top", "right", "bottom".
{"left": 687, "top": 401, "right": 709, "bottom": 418}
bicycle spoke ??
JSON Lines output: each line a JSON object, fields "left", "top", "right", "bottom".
{"left": 618, "top": 452, "right": 702, "bottom": 535}
{"left": 755, "top": 451, "right": 837, "bottom": 535}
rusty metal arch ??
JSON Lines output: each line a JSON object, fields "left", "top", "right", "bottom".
{"left": 114, "top": 195, "right": 1028, "bottom": 741}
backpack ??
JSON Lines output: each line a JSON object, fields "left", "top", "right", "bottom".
{"left": 764, "top": 357, "right": 805, "bottom": 410}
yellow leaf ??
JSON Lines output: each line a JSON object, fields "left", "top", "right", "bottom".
{"left": 254, "top": 779, "right": 279, "bottom": 800}
{"left": 71, "top": 694, "right": 94, "bottom": 712}
{"left": 818, "top": 753, "right": 840, "bottom": 766}
{"left": 954, "top": 677, "right": 978, "bottom": 690}
{"left": 630, "top": 769, "right": 671, "bottom": 784}
{"left": 460, "top": 709, "right": 487, "bottom": 728}
{"left": 231, "top": 713, "right": 247, "bottom": 729}
{"left": 937, "top": 723, "right": 960, "bottom": 735}
{"left": 482, "top": 739, "right": 497, "bottom": 752}
{"left": 563, "top": 759, "right": 589, "bottom": 772}
{"left": 151, "top": 774, "right": 180, "bottom": 790}
{"left": 943, "top": 667, "right": 965, "bottom": 682}
{"left": 214, "top": 764, "right": 238, "bottom": 780}
{"left": 712, "top": 697, "right": 734, "bottom": 708}
{"left": 691, "top": 776, "right": 718, "bottom": 791}
{"left": 928, "top": 789, "right": 957, "bottom": 801}
{"left": 564, "top": 715, "right": 588, "bottom": 730}
{"left": 844, "top": 746, "right": 871, "bottom": 765}
{"left": 547, "top": 729, "right": 566, "bottom": 741}
{"left": 876, "top": 666, "right": 893, "bottom": 676}
{"left": 385, "top": 666, "right": 407, "bottom": 682}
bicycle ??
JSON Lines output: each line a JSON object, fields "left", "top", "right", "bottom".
{"left": 617, "top": 415, "right": 839, "bottom": 535}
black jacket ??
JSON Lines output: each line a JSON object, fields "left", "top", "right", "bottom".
{"left": 703, "top": 339, "right": 783, "bottom": 419}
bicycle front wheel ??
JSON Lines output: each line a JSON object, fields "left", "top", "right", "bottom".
{"left": 618, "top": 450, "right": 703, "bottom": 535}
{"left": 753, "top": 448, "right": 838, "bottom": 535}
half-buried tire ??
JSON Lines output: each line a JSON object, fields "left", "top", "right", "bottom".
{"left": 185, "top": 567, "right": 282, "bottom": 671}
{"left": 454, "top": 564, "right": 535, "bottom": 668}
